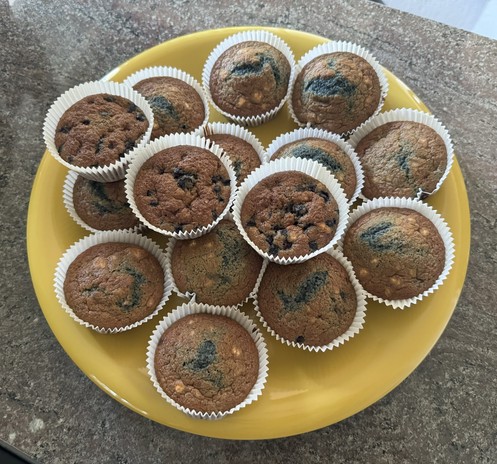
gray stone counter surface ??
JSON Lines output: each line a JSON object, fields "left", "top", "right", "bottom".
{"left": 1, "top": 0, "right": 496, "bottom": 462}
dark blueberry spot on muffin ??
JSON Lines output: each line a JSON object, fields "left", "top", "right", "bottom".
{"left": 181, "top": 124, "right": 188, "bottom": 130}
{"left": 108, "top": 141, "right": 116, "bottom": 149}
{"left": 326, "top": 218, "right": 337, "bottom": 228}
{"left": 148, "top": 95, "right": 178, "bottom": 120}
{"left": 291, "top": 203, "right": 308, "bottom": 217}
{"left": 59, "top": 125, "right": 71, "bottom": 133}
{"left": 82, "top": 285, "right": 104, "bottom": 296}
{"left": 295, "top": 335, "right": 305, "bottom": 344}
{"left": 127, "top": 102, "right": 138, "bottom": 113}
{"left": 125, "top": 140, "right": 135, "bottom": 152}
{"left": 67, "top": 155, "right": 74, "bottom": 163}
{"left": 157, "top": 166, "right": 166, "bottom": 175}
{"left": 360, "top": 221, "right": 405, "bottom": 252}
{"left": 304, "top": 74, "right": 357, "bottom": 98}
{"left": 173, "top": 168, "right": 198, "bottom": 190}
{"left": 149, "top": 200, "right": 159, "bottom": 207}
{"left": 184, "top": 340, "right": 217, "bottom": 371}
{"left": 104, "top": 95, "right": 116, "bottom": 103}
{"left": 95, "top": 137, "right": 105, "bottom": 154}
{"left": 146, "top": 189, "right": 155, "bottom": 196}
{"left": 174, "top": 225, "right": 184, "bottom": 233}
{"left": 116, "top": 266, "right": 146, "bottom": 312}
{"left": 309, "top": 240, "right": 318, "bottom": 251}
{"left": 136, "top": 112, "right": 146, "bottom": 122}
{"left": 395, "top": 143, "right": 415, "bottom": 179}
{"left": 340, "top": 290, "right": 347, "bottom": 300}
{"left": 290, "top": 145, "right": 343, "bottom": 173}
{"left": 303, "top": 223, "right": 314, "bottom": 232}
{"left": 268, "top": 244, "right": 280, "bottom": 256}
{"left": 246, "top": 217, "right": 256, "bottom": 227}
{"left": 317, "top": 189, "right": 330, "bottom": 202}
{"left": 82, "top": 119, "right": 91, "bottom": 125}
{"left": 231, "top": 53, "right": 282, "bottom": 85}
{"left": 277, "top": 271, "right": 328, "bottom": 311}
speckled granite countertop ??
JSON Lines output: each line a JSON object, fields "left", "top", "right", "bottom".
{"left": 1, "top": 0, "right": 496, "bottom": 462}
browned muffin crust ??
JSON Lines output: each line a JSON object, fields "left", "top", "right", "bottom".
{"left": 73, "top": 176, "right": 140, "bottom": 230}
{"left": 292, "top": 52, "right": 381, "bottom": 134}
{"left": 241, "top": 171, "right": 339, "bottom": 258}
{"left": 258, "top": 253, "right": 357, "bottom": 346}
{"left": 154, "top": 313, "right": 259, "bottom": 413}
{"left": 206, "top": 133, "right": 261, "bottom": 185}
{"left": 342, "top": 207, "right": 445, "bottom": 300}
{"left": 133, "top": 146, "right": 231, "bottom": 233}
{"left": 64, "top": 242, "right": 164, "bottom": 329}
{"left": 271, "top": 137, "right": 357, "bottom": 200}
{"left": 55, "top": 94, "right": 148, "bottom": 168}
{"left": 133, "top": 76, "right": 205, "bottom": 140}
{"left": 209, "top": 41, "right": 291, "bottom": 117}
{"left": 171, "top": 220, "right": 263, "bottom": 306}
{"left": 355, "top": 121, "right": 447, "bottom": 199}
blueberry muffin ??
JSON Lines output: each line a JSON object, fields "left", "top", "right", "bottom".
{"left": 209, "top": 41, "right": 291, "bottom": 117}
{"left": 55, "top": 94, "right": 149, "bottom": 167}
{"left": 354, "top": 121, "right": 447, "bottom": 199}
{"left": 154, "top": 313, "right": 259, "bottom": 413}
{"left": 133, "top": 77, "right": 205, "bottom": 140}
{"left": 257, "top": 253, "right": 357, "bottom": 346}
{"left": 240, "top": 171, "right": 339, "bottom": 258}
{"left": 133, "top": 146, "right": 231, "bottom": 234}
{"left": 64, "top": 242, "right": 164, "bottom": 329}
{"left": 342, "top": 207, "right": 445, "bottom": 300}
{"left": 72, "top": 176, "right": 140, "bottom": 230}
{"left": 171, "top": 220, "right": 263, "bottom": 306}
{"left": 270, "top": 137, "right": 357, "bottom": 201}
{"left": 292, "top": 52, "right": 381, "bottom": 134}
{"left": 206, "top": 133, "right": 261, "bottom": 185}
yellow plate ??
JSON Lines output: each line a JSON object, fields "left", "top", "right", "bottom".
{"left": 27, "top": 27, "right": 470, "bottom": 439}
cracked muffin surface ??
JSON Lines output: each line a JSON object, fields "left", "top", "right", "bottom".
{"left": 55, "top": 94, "right": 149, "bottom": 168}
{"left": 257, "top": 253, "right": 357, "bottom": 346}
{"left": 63, "top": 242, "right": 164, "bottom": 329}
{"left": 342, "top": 207, "right": 445, "bottom": 300}
{"left": 292, "top": 52, "right": 381, "bottom": 134}
{"left": 154, "top": 313, "right": 259, "bottom": 413}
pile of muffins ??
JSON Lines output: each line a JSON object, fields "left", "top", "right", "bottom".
{"left": 45, "top": 30, "right": 455, "bottom": 420}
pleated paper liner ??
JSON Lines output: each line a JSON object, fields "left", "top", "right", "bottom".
{"left": 53, "top": 230, "right": 173, "bottom": 333}
{"left": 124, "top": 133, "right": 237, "bottom": 240}
{"left": 288, "top": 40, "right": 389, "bottom": 136}
{"left": 264, "top": 126, "right": 365, "bottom": 206}
{"left": 202, "top": 29, "right": 296, "bottom": 126}
{"left": 232, "top": 157, "right": 350, "bottom": 265}
{"left": 43, "top": 80, "right": 154, "bottom": 182}
{"left": 146, "top": 302, "right": 269, "bottom": 420}
{"left": 337, "top": 197, "right": 455, "bottom": 309}
{"left": 347, "top": 108, "right": 454, "bottom": 201}
{"left": 252, "top": 248, "right": 367, "bottom": 352}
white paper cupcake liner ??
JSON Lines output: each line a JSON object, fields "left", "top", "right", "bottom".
{"left": 347, "top": 108, "right": 455, "bottom": 201}
{"left": 122, "top": 66, "right": 210, "bottom": 134}
{"left": 264, "top": 127, "right": 365, "bottom": 205}
{"left": 232, "top": 157, "right": 350, "bottom": 265}
{"left": 146, "top": 302, "right": 269, "bottom": 420}
{"left": 252, "top": 248, "right": 367, "bottom": 352}
{"left": 53, "top": 231, "right": 173, "bottom": 333}
{"left": 202, "top": 29, "right": 296, "bottom": 127}
{"left": 164, "top": 216, "right": 265, "bottom": 309}
{"left": 63, "top": 170, "right": 143, "bottom": 233}
{"left": 124, "top": 133, "right": 238, "bottom": 240}
{"left": 43, "top": 81, "right": 154, "bottom": 182}
{"left": 337, "top": 197, "right": 455, "bottom": 309}
{"left": 288, "top": 41, "right": 389, "bottom": 136}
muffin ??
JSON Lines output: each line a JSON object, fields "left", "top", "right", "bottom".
{"left": 209, "top": 41, "right": 292, "bottom": 118}
{"left": 354, "top": 121, "right": 448, "bottom": 199}
{"left": 133, "top": 76, "right": 206, "bottom": 140}
{"left": 270, "top": 137, "right": 357, "bottom": 201}
{"left": 205, "top": 133, "right": 261, "bottom": 185}
{"left": 291, "top": 52, "right": 381, "bottom": 134}
{"left": 257, "top": 253, "right": 358, "bottom": 346}
{"left": 71, "top": 175, "right": 140, "bottom": 231}
{"left": 342, "top": 207, "right": 445, "bottom": 300}
{"left": 153, "top": 313, "right": 260, "bottom": 413}
{"left": 132, "top": 145, "right": 232, "bottom": 234}
{"left": 63, "top": 242, "right": 165, "bottom": 329}
{"left": 54, "top": 93, "right": 149, "bottom": 168}
{"left": 171, "top": 220, "right": 263, "bottom": 306}
{"left": 240, "top": 171, "right": 339, "bottom": 258}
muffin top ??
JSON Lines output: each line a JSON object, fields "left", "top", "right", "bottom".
{"left": 72, "top": 176, "right": 140, "bottom": 231}
{"left": 154, "top": 313, "right": 259, "bottom": 413}
{"left": 206, "top": 133, "right": 261, "bottom": 185}
{"left": 133, "top": 145, "right": 231, "bottom": 233}
{"left": 354, "top": 121, "right": 448, "bottom": 199}
{"left": 270, "top": 137, "right": 357, "bottom": 201}
{"left": 257, "top": 253, "right": 357, "bottom": 346}
{"left": 63, "top": 242, "right": 164, "bottom": 329}
{"left": 209, "top": 41, "right": 291, "bottom": 117}
{"left": 240, "top": 171, "right": 339, "bottom": 258}
{"left": 342, "top": 207, "right": 445, "bottom": 300}
{"left": 171, "top": 220, "right": 263, "bottom": 306}
{"left": 291, "top": 52, "right": 381, "bottom": 134}
{"left": 133, "top": 76, "right": 205, "bottom": 140}
{"left": 55, "top": 94, "right": 149, "bottom": 168}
